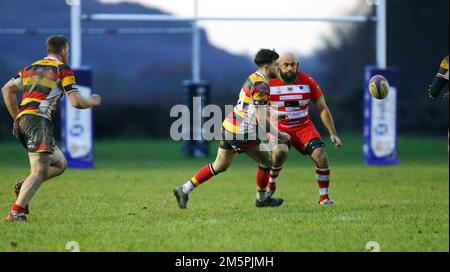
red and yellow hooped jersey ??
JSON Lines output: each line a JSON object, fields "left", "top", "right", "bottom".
{"left": 12, "top": 56, "right": 79, "bottom": 121}
{"left": 222, "top": 71, "right": 270, "bottom": 135}
{"left": 268, "top": 72, "right": 323, "bottom": 129}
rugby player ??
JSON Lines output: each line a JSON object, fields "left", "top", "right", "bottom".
{"left": 428, "top": 55, "right": 449, "bottom": 150}
{"left": 2, "top": 35, "right": 102, "bottom": 221}
{"left": 173, "top": 49, "right": 290, "bottom": 209}
{"left": 266, "top": 52, "right": 342, "bottom": 205}
{"left": 428, "top": 55, "right": 448, "bottom": 100}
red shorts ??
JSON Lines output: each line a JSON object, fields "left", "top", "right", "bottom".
{"left": 270, "top": 121, "right": 322, "bottom": 155}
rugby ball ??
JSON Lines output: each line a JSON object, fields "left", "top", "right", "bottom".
{"left": 368, "top": 75, "right": 390, "bottom": 99}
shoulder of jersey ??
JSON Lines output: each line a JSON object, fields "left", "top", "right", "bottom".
{"left": 441, "top": 55, "right": 449, "bottom": 70}
{"left": 248, "top": 72, "right": 265, "bottom": 83}
{"left": 32, "top": 58, "right": 65, "bottom": 67}
{"left": 299, "top": 72, "right": 319, "bottom": 85}
{"left": 268, "top": 76, "right": 281, "bottom": 85}
{"left": 297, "top": 71, "right": 311, "bottom": 80}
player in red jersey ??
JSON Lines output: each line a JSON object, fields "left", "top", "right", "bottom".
{"left": 173, "top": 49, "right": 290, "bottom": 209}
{"left": 2, "top": 35, "right": 101, "bottom": 221}
{"left": 267, "top": 52, "right": 342, "bottom": 205}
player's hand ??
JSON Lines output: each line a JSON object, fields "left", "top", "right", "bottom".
{"left": 270, "top": 109, "right": 288, "bottom": 121}
{"left": 12, "top": 118, "right": 20, "bottom": 136}
{"left": 90, "top": 94, "right": 102, "bottom": 106}
{"left": 272, "top": 110, "right": 288, "bottom": 121}
{"left": 442, "top": 92, "right": 449, "bottom": 101}
{"left": 330, "top": 134, "right": 342, "bottom": 148}
{"left": 278, "top": 132, "right": 290, "bottom": 143}
{"left": 277, "top": 113, "right": 288, "bottom": 122}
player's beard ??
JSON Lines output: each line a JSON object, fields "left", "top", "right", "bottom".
{"left": 280, "top": 71, "right": 297, "bottom": 83}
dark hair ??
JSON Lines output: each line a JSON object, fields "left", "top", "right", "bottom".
{"left": 254, "top": 49, "right": 279, "bottom": 67}
{"left": 46, "top": 35, "right": 68, "bottom": 54}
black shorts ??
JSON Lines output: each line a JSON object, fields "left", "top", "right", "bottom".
{"left": 16, "top": 115, "right": 56, "bottom": 153}
{"left": 219, "top": 129, "right": 261, "bottom": 153}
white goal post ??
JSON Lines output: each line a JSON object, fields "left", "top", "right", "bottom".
{"left": 70, "top": 0, "right": 387, "bottom": 82}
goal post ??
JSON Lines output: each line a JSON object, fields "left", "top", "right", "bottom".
{"left": 63, "top": 0, "right": 393, "bottom": 163}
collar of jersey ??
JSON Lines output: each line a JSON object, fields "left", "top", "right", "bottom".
{"left": 44, "top": 56, "right": 59, "bottom": 61}
{"left": 255, "top": 70, "right": 268, "bottom": 82}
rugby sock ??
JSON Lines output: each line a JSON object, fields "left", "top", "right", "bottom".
{"left": 182, "top": 163, "right": 216, "bottom": 194}
{"left": 11, "top": 203, "right": 25, "bottom": 213}
{"left": 316, "top": 167, "right": 331, "bottom": 202}
{"left": 256, "top": 165, "right": 270, "bottom": 200}
{"left": 268, "top": 166, "right": 283, "bottom": 193}
{"left": 181, "top": 181, "right": 196, "bottom": 194}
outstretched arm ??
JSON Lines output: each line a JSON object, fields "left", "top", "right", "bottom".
{"left": 59, "top": 63, "right": 102, "bottom": 109}
{"left": 314, "top": 97, "right": 342, "bottom": 148}
{"left": 428, "top": 56, "right": 449, "bottom": 100}
{"left": 67, "top": 91, "right": 102, "bottom": 109}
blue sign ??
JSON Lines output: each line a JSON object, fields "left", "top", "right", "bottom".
{"left": 363, "top": 66, "right": 399, "bottom": 165}
{"left": 61, "top": 67, "right": 94, "bottom": 168}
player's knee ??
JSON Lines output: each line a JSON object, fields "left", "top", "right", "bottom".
{"left": 52, "top": 148, "right": 67, "bottom": 174}
{"left": 57, "top": 157, "right": 68, "bottom": 175}
{"left": 312, "top": 147, "right": 329, "bottom": 168}
{"left": 273, "top": 144, "right": 289, "bottom": 163}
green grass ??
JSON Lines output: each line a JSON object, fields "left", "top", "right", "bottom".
{"left": 0, "top": 136, "right": 448, "bottom": 252}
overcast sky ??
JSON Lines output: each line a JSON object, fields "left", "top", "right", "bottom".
{"left": 98, "top": 0, "right": 372, "bottom": 56}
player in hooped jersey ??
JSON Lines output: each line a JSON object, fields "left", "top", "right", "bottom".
{"left": 1, "top": 35, "right": 102, "bottom": 221}
{"left": 267, "top": 52, "right": 342, "bottom": 205}
{"left": 428, "top": 55, "right": 448, "bottom": 100}
{"left": 428, "top": 55, "right": 449, "bottom": 150}
{"left": 173, "top": 49, "right": 290, "bottom": 209}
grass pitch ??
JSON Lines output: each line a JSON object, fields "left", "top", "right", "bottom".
{"left": 0, "top": 136, "right": 448, "bottom": 252}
